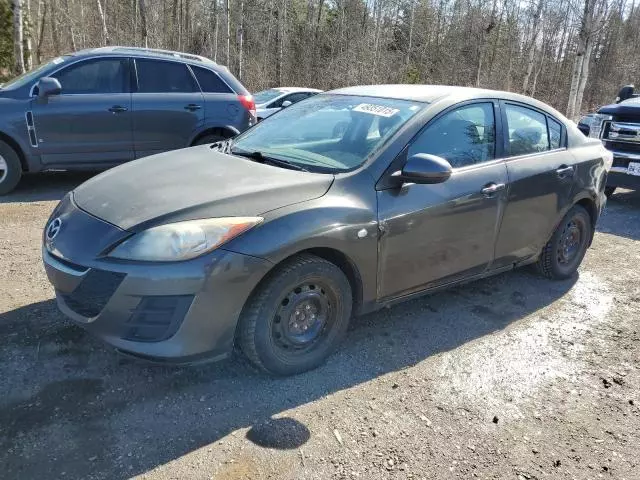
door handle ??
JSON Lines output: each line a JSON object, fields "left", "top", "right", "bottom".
{"left": 184, "top": 104, "right": 202, "bottom": 111}
{"left": 556, "top": 165, "right": 575, "bottom": 178}
{"left": 481, "top": 182, "right": 506, "bottom": 197}
{"left": 108, "top": 105, "right": 128, "bottom": 113}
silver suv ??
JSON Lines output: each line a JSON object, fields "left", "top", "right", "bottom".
{"left": 0, "top": 47, "right": 255, "bottom": 194}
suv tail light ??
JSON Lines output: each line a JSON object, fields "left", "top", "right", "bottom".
{"left": 238, "top": 94, "right": 256, "bottom": 120}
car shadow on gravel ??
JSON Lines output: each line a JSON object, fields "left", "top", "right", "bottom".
{"left": 0, "top": 172, "right": 96, "bottom": 204}
{"left": 597, "top": 189, "right": 640, "bottom": 241}
{"left": 0, "top": 269, "right": 577, "bottom": 480}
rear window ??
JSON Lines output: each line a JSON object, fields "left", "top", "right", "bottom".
{"left": 192, "top": 66, "right": 233, "bottom": 93}
{"left": 135, "top": 59, "right": 198, "bottom": 93}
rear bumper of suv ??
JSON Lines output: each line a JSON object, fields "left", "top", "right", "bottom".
{"left": 43, "top": 247, "right": 272, "bottom": 364}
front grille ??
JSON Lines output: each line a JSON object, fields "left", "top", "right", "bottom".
{"left": 603, "top": 140, "right": 640, "bottom": 153}
{"left": 123, "top": 295, "right": 194, "bottom": 342}
{"left": 60, "top": 269, "right": 126, "bottom": 318}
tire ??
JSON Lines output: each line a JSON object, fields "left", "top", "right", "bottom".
{"left": 604, "top": 186, "right": 616, "bottom": 198}
{"left": 0, "top": 140, "right": 22, "bottom": 195}
{"left": 237, "top": 254, "right": 353, "bottom": 376}
{"left": 193, "top": 133, "right": 225, "bottom": 146}
{"left": 537, "top": 205, "right": 592, "bottom": 280}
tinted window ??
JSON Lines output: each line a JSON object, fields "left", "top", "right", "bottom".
{"left": 54, "top": 58, "right": 128, "bottom": 94}
{"left": 409, "top": 102, "right": 496, "bottom": 168}
{"left": 505, "top": 104, "right": 550, "bottom": 156}
{"left": 548, "top": 117, "right": 563, "bottom": 149}
{"left": 192, "top": 66, "right": 232, "bottom": 93}
{"left": 253, "top": 89, "right": 284, "bottom": 104}
{"left": 135, "top": 59, "right": 198, "bottom": 93}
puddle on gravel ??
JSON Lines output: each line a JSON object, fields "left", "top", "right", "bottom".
{"left": 434, "top": 271, "right": 614, "bottom": 419}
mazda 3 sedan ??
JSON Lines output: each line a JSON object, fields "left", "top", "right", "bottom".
{"left": 43, "top": 85, "right": 611, "bottom": 375}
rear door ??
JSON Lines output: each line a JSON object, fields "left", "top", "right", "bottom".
{"left": 132, "top": 58, "right": 205, "bottom": 158}
{"left": 377, "top": 100, "right": 509, "bottom": 300}
{"left": 31, "top": 57, "right": 133, "bottom": 166}
{"left": 492, "top": 102, "right": 575, "bottom": 268}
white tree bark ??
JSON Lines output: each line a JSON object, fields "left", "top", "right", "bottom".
{"left": 522, "top": 0, "right": 544, "bottom": 93}
{"left": 225, "top": 0, "right": 231, "bottom": 66}
{"left": 24, "top": 0, "right": 32, "bottom": 69}
{"left": 139, "top": 0, "right": 148, "bottom": 47}
{"left": 13, "top": 0, "right": 26, "bottom": 74}
{"left": 237, "top": 0, "right": 244, "bottom": 79}
{"left": 96, "top": 0, "right": 109, "bottom": 46}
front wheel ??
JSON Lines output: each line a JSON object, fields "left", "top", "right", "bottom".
{"left": 537, "top": 205, "right": 591, "bottom": 280}
{"left": 237, "top": 254, "right": 352, "bottom": 376}
{"left": 0, "top": 141, "right": 22, "bottom": 195}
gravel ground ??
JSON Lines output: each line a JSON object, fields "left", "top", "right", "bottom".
{"left": 1, "top": 173, "right": 638, "bottom": 480}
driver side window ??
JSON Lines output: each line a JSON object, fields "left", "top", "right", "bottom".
{"left": 409, "top": 102, "right": 496, "bottom": 168}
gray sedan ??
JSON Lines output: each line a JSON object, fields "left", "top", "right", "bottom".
{"left": 42, "top": 85, "right": 610, "bottom": 375}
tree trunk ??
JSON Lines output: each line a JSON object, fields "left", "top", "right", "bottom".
{"left": 96, "top": 0, "right": 109, "bottom": 46}
{"left": 574, "top": 38, "right": 594, "bottom": 116}
{"left": 24, "top": 0, "right": 32, "bottom": 69}
{"left": 13, "top": 0, "right": 25, "bottom": 74}
{"left": 225, "top": 0, "right": 230, "bottom": 66}
{"left": 522, "top": 0, "right": 544, "bottom": 93}
{"left": 50, "top": 0, "right": 60, "bottom": 54}
{"left": 139, "top": 0, "right": 148, "bottom": 47}
{"left": 36, "top": 0, "right": 46, "bottom": 64}
{"left": 406, "top": 0, "right": 415, "bottom": 68}
{"left": 63, "top": 0, "right": 76, "bottom": 51}
{"left": 237, "top": 0, "right": 244, "bottom": 79}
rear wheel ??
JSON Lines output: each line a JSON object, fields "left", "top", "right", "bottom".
{"left": 237, "top": 254, "right": 352, "bottom": 376}
{"left": 604, "top": 186, "right": 616, "bottom": 198}
{"left": 0, "top": 141, "right": 22, "bottom": 195}
{"left": 537, "top": 205, "right": 591, "bottom": 280}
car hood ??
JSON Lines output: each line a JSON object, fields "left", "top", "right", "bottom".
{"left": 72, "top": 146, "right": 334, "bottom": 231}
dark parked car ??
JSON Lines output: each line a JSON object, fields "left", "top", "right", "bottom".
{"left": 578, "top": 84, "right": 640, "bottom": 196}
{"left": 42, "top": 85, "right": 610, "bottom": 375}
{"left": 0, "top": 46, "right": 255, "bottom": 194}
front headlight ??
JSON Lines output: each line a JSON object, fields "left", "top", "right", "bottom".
{"left": 108, "top": 217, "right": 263, "bottom": 262}
{"left": 579, "top": 113, "right": 613, "bottom": 138}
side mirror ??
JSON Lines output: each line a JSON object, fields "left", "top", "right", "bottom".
{"left": 616, "top": 84, "right": 635, "bottom": 103}
{"left": 281, "top": 100, "right": 292, "bottom": 108}
{"left": 36, "top": 77, "right": 62, "bottom": 99}
{"left": 394, "top": 153, "right": 452, "bottom": 184}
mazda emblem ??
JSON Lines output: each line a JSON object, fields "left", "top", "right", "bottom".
{"left": 46, "top": 217, "right": 62, "bottom": 241}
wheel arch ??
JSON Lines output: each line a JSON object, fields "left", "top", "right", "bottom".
{"left": 0, "top": 130, "right": 28, "bottom": 172}
{"left": 575, "top": 196, "right": 598, "bottom": 245}
{"left": 190, "top": 125, "right": 240, "bottom": 146}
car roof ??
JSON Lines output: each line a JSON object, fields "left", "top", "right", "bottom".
{"left": 70, "top": 46, "right": 220, "bottom": 68}
{"left": 329, "top": 84, "right": 568, "bottom": 121}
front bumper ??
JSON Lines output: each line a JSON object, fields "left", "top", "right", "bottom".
{"left": 41, "top": 194, "right": 273, "bottom": 363}
{"left": 43, "top": 248, "right": 272, "bottom": 362}
{"left": 606, "top": 149, "right": 640, "bottom": 190}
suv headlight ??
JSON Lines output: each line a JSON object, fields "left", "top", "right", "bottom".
{"left": 579, "top": 113, "right": 613, "bottom": 138}
{"left": 108, "top": 217, "right": 262, "bottom": 262}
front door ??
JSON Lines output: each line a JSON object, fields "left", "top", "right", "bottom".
{"left": 377, "top": 101, "right": 508, "bottom": 300}
{"left": 31, "top": 57, "right": 133, "bottom": 166}
{"left": 132, "top": 58, "right": 205, "bottom": 158}
{"left": 492, "top": 102, "right": 576, "bottom": 268}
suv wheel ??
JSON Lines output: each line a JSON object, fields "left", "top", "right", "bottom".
{"left": 0, "top": 141, "right": 22, "bottom": 195}
{"left": 537, "top": 205, "right": 591, "bottom": 280}
{"left": 237, "top": 254, "right": 352, "bottom": 376}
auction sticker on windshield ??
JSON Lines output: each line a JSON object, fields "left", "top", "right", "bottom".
{"left": 353, "top": 103, "right": 400, "bottom": 117}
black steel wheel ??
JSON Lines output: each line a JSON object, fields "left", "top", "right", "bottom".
{"left": 237, "top": 254, "right": 352, "bottom": 376}
{"left": 538, "top": 204, "right": 591, "bottom": 280}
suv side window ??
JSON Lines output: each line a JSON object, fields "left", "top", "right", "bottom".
{"left": 135, "top": 59, "right": 198, "bottom": 93}
{"left": 191, "top": 66, "right": 233, "bottom": 93}
{"left": 409, "top": 102, "right": 496, "bottom": 168}
{"left": 504, "top": 104, "right": 550, "bottom": 156}
{"left": 53, "top": 58, "right": 128, "bottom": 94}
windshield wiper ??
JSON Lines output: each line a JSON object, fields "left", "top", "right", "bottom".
{"left": 210, "top": 138, "right": 233, "bottom": 154}
{"left": 231, "top": 148, "right": 310, "bottom": 172}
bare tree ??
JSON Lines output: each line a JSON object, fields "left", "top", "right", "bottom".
{"left": 139, "top": 0, "right": 148, "bottom": 47}
{"left": 96, "top": 0, "right": 109, "bottom": 46}
{"left": 12, "top": 0, "right": 25, "bottom": 74}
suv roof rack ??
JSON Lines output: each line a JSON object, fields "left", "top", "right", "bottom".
{"left": 107, "top": 46, "right": 213, "bottom": 64}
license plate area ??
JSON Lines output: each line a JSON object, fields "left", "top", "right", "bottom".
{"left": 628, "top": 162, "right": 640, "bottom": 176}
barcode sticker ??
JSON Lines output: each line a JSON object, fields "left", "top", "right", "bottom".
{"left": 353, "top": 103, "right": 400, "bottom": 117}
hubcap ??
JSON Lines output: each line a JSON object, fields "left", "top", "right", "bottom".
{"left": 557, "top": 219, "right": 582, "bottom": 265}
{"left": 272, "top": 283, "right": 332, "bottom": 350}
{"left": 0, "top": 155, "right": 7, "bottom": 183}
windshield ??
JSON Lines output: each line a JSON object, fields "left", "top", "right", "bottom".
{"left": 0, "top": 56, "right": 69, "bottom": 90}
{"left": 231, "top": 94, "right": 426, "bottom": 173}
{"left": 253, "top": 89, "right": 286, "bottom": 105}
